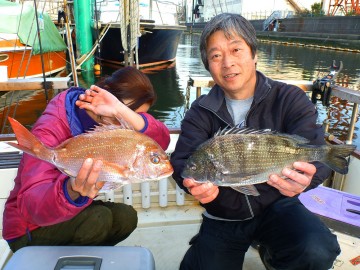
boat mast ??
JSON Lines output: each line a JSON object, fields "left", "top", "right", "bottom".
{"left": 73, "top": 0, "right": 94, "bottom": 71}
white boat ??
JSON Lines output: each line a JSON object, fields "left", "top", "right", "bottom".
{"left": 0, "top": 78, "right": 359, "bottom": 269}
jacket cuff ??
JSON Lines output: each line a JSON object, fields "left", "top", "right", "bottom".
{"left": 63, "top": 178, "right": 89, "bottom": 206}
{"left": 138, "top": 113, "right": 148, "bottom": 133}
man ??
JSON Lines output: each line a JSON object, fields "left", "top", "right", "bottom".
{"left": 171, "top": 13, "right": 340, "bottom": 270}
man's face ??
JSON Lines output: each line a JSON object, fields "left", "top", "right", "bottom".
{"left": 206, "top": 30, "right": 257, "bottom": 99}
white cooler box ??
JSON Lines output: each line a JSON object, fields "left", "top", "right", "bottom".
{"left": 3, "top": 246, "right": 155, "bottom": 270}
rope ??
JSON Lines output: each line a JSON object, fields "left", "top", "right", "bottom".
{"left": 67, "top": 22, "right": 112, "bottom": 77}
{"left": 155, "top": 1, "right": 164, "bottom": 24}
{"left": 130, "top": 0, "right": 140, "bottom": 51}
{"left": 119, "top": 0, "right": 129, "bottom": 51}
{"left": 218, "top": 0, "right": 223, "bottom": 14}
{"left": 119, "top": 0, "right": 140, "bottom": 66}
{"left": 211, "top": 0, "right": 218, "bottom": 16}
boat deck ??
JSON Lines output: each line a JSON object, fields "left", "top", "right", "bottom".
{"left": 119, "top": 206, "right": 267, "bottom": 270}
{"left": 1, "top": 77, "right": 360, "bottom": 269}
{"left": 0, "top": 140, "right": 359, "bottom": 269}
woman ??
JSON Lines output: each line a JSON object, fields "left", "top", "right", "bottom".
{"left": 3, "top": 66, "right": 170, "bottom": 252}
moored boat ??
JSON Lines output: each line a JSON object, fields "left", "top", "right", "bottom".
{"left": 92, "top": 0, "right": 186, "bottom": 69}
{"left": 0, "top": 0, "right": 67, "bottom": 79}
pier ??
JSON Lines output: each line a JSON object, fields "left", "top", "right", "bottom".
{"left": 187, "top": 16, "right": 360, "bottom": 51}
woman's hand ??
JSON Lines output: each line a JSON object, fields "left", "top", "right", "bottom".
{"left": 183, "top": 178, "right": 219, "bottom": 204}
{"left": 76, "top": 85, "right": 122, "bottom": 124}
{"left": 267, "top": 162, "right": 316, "bottom": 197}
{"left": 76, "top": 85, "right": 146, "bottom": 130}
{"left": 67, "top": 158, "right": 105, "bottom": 200}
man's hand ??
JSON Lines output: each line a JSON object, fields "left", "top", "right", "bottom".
{"left": 183, "top": 178, "right": 219, "bottom": 204}
{"left": 267, "top": 162, "right": 316, "bottom": 197}
{"left": 67, "top": 158, "right": 105, "bottom": 200}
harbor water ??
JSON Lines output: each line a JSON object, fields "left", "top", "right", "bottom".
{"left": 110, "top": 33, "right": 360, "bottom": 148}
{"left": 1, "top": 33, "right": 360, "bottom": 148}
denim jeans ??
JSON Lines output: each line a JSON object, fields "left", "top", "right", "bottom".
{"left": 9, "top": 200, "right": 138, "bottom": 252}
{"left": 180, "top": 197, "right": 340, "bottom": 270}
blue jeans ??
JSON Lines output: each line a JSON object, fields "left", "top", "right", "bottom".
{"left": 180, "top": 197, "right": 340, "bottom": 270}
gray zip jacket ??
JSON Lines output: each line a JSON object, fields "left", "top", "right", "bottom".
{"left": 170, "top": 71, "right": 331, "bottom": 220}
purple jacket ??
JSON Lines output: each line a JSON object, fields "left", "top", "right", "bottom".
{"left": 3, "top": 88, "right": 170, "bottom": 241}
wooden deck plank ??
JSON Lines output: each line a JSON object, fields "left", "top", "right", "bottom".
{"left": 0, "top": 77, "right": 70, "bottom": 91}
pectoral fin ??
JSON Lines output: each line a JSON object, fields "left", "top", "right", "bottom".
{"left": 231, "top": 185, "right": 260, "bottom": 196}
{"left": 61, "top": 168, "right": 76, "bottom": 178}
{"left": 102, "top": 161, "right": 131, "bottom": 178}
{"left": 220, "top": 174, "right": 253, "bottom": 184}
{"left": 101, "top": 181, "right": 123, "bottom": 191}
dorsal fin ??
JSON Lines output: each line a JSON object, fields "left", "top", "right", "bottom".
{"left": 115, "top": 116, "right": 134, "bottom": 130}
{"left": 85, "top": 118, "right": 135, "bottom": 135}
{"left": 215, "top": 126, "right": 273, "bottom": 137}
{"left": 214, "top": 127, "right": 310, "bottom": 144}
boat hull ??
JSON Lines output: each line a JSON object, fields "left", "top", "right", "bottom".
{"left": 0, "top": 49, "right": 66, "bottom": 79}
{"left": 96, "top": 25, "right": 185, "bottom": 69}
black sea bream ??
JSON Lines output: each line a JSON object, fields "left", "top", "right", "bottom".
{"left": 181, "top": 127, "right": 356, "bottom": 196}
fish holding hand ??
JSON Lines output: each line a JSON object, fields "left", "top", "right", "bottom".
{"left": 7, "top": 117, "right": 173, "bottom": 191}
{"left": 181, "top": 127, "right": 356, "bottom": 196}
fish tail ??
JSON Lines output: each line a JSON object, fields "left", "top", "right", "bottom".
{"left": 7, "top": 117, "right": 50, "bottom": 160}
{"left": 324, "top": 144, "right": 356, "bottom": 174}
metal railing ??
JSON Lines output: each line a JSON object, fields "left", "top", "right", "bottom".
{"left": 262, "top": 10, "right": 282, "bottom": 31}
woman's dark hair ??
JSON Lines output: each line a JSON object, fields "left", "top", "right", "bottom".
{"left": 96, "top": 66, "right": 156, "bottom": 111}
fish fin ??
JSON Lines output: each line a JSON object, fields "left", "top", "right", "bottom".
{"left": 101, "top": 182, "right": 123, "bottom": 191}
{"left": 61, "top": 168, "right": 76, "bottom": 178}
{"left": 215, "top": 127, "right": 273, "bottom": 137}
{"left": 216, "top": 126, "right": 310, "bottom": 145}
{"left": 115, "top": 117, "right": 134, "bottom": 130}
{"left": 324, "top": 144, "right": 356, "bottom": 174}
{"left": 85, "top": 119, "right": 135, "bottom": 135}
{"left": 102, "top": 161, "right": 130, "bottom": 178}
{"left": 231, "top": 185, "right": 260, "bottom": 196}
{"left": 221, "top": 173, "right": 257, "bottom": 182}
{"left": 86, "top": 124, "right": 122, "bottom": 133}
{"left": 6, "top": 117, "right": 51, "bottom": 160}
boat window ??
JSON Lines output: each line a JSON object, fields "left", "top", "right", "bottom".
{"left": 0, "top": 54, "right": 9, "bottom": 62}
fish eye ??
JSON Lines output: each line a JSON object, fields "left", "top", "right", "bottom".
{"left": 190, "top": 164, "right": 197, "bottom": 171}
{"left": 151, "top": 154, "right": 160, "bottom": 164}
